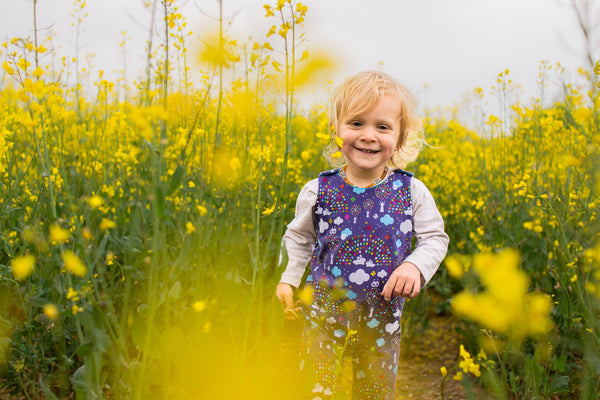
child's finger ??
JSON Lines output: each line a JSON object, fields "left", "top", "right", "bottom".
{"left": 284, "top": 307, "right": 301, "bottom": 320}
{"left": 276, "top": 283, "right": 294, "bottom": 308}
{"left": 381, "top": 275, "right": 398, "bottom": 301}
{"left": 406, "top": 281, "right": 420, "bottom": 298}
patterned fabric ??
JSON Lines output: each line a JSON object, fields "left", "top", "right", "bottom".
{"left": 300, "top": 303, "right": 402, "bottom": 400}
{"left": 307, "top": 169, "right": 413, "bottom": 306}
{"left": 299, "top": 169, "right": 414, "bottom": 400}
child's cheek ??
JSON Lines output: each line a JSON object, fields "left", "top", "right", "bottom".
{"left": 342, "top": 142, "right": 352, "bottom": 156}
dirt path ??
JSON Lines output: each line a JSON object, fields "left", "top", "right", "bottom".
{"left": 392, "top": 315, "right": 493, "bottom": 400}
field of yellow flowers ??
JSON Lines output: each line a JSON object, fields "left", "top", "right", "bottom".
{"left": 1, "top": 1, "right": 599, "bottom": 399}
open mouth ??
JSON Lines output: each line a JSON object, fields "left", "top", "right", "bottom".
{"left": 355, "top": 147, "right": 380, "bottom": 154}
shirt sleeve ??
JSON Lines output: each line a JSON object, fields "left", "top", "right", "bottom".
{"left": 278, "top": 178, "right": 318, "bottom": 288}
{"left": 403, "top": 177, "right": 449, "bottom": 287}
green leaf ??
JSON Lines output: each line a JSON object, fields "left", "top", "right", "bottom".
{"left": 166, "top": 165, "right": 184, "bottom": 196}
{"left": 38, "top": 376, "right": 59, "bottom": 400}
{"left": 71, "top": 365, "right": 88, "bottom": 400}
{"left": 154, "top": 185, "right": 165, "bottom": 219}
{"left": 549, "top": 375, "right": 569, "bottom": 394}
{"left": 74, "top": 341, "right": 93, "bottom": 358}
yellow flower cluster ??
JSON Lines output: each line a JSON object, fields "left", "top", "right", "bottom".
{"left": 584, "top": 241, "right": 600, "bottom": 297}
{"left": 62, "top": 250, "right": 87, "bottom": 278}
{"left": 11, "top": 254, "right": 35, "bottom": 281}
{"left": 451, "top": 249, "right": 553, "bottom": 341}
{"left": 457, "top": 344, "right": 481, "bottom": 378}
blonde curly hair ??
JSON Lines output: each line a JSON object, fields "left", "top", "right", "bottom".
{"left": 324, "top": 70, "right": 424, "bottom": 169}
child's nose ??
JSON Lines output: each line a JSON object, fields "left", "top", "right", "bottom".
{"left": 361, "top": 126, "right": 377, "bottom": 141}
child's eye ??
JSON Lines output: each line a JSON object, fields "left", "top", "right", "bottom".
{"left": 349, "top": 121, "right": 362, "bottom": 127}
{"left": 378, "top": 125, "right": 390, "bottom": 130}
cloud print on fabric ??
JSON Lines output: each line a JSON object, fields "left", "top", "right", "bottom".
{"left": 400, "top": 220, "right": 412, "bottom": 233}
{"left": 349, "top": 269, "right": 370, "bottom": 285}
{"left": 380, "top": 214, "right": 394, "bottom": 226}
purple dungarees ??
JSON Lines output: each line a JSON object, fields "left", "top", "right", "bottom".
{"left": 300, "top": 169, "right": 414, "bottom": 400}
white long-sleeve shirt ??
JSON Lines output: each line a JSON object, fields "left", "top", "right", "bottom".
{"left": 279, "top": 170, "right": 449, "bottom": 289}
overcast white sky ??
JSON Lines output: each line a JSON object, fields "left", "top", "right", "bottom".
{"left": 0, "top": 0, "right": 590, "bottom": 109}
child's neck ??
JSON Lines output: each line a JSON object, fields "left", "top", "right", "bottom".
{"left": 342, "top": 166, "right": 388, "bottom": 188}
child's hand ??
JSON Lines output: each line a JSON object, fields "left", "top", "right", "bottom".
{"left": 381, "top": 262, "right": 422, "bottom": 301}
{"left": 276, "top": 283, "right": 301, "bottom": 320}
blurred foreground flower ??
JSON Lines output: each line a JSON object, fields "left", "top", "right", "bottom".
{"left": 197, "top": 205, "right": 208, "bottom": 216}
{"left": 49, "top": 224, "right": 71, "bottom": 245}
{"left": 451, "top": 248, "right": 553, "bottom": 342}
{"left": 62, "top": 251, "right": 88, "bottom": 277}
{"left": 42, "top": 304, "right": 59, "bottom": 320}
{"left": 584, "top": 241, "right": 600, "bottom": 297}
{"left": 193, "top": 301, "right": 206, "bottom": 312}
{"left": 11, "top": 254, "right": 35, "bottom": 281}
{"left": 99, "top": 218, "right": 116, "bottom": 230}
{"left": 186, "top": 222, "right": 195, "bottom": 234}
{"left": 297, "top": 285, "right": 313, "bottom": 305}
{"left": 87, "top": 195, "right": 104, "bottom": 209}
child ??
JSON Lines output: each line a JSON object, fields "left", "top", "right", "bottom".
{"left": 276, "top": 71, "right": 449, "bottom": 400}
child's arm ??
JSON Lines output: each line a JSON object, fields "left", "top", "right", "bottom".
{"left": 276, "top": 179, "right": 318, "bottom": 319}
{"left": 381, "top": 177, "right": 449, "bottom": 300}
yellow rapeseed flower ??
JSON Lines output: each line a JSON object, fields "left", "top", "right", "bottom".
{"left": 458, "top": 345, "right": 481, "bottom": 377}
{"left": 87, "top": 195, "right": 104, "bottom": 209}
{"left": 524, "top": 293, "right": 553, "bottom": 335}
{"left": 197, "top": 205, "right": 208, "bottom": 216}
{"left": 106, "top": 251, "right": 115, "bottom": 265}
{"left": 32, "top": 67, "right": 44, "bottom": 78}
{"left": 2, "top": 61, "right": 14, "bottom": 75}
{"left": 301, "top": 150, "right": 311, "bottom": 162}
{"left": 229, "top": 156, "right": 241, "bottom": 171}
{"left": 331, "top": 151, "right": 342, "bottom": 159}
{"left": 193, "top": 301, "right": 206, "bottom": 312}
{"left": 445, "top": 255, "right": 464, "bottom": 279}
{"left": 297, "top": 285, "right": 314, "bottom": 305}
{"left": 262, "top": 203, "right": 276, "bottom": 215}
{"left": 43, "top": 304, "right": 59, "bottom": 320}
{"left": 99, "top": 218, "right": 116, "bottom": 230}
{"left": 49, "top": 224, "right": 70, "bottom": 245}
{"left": 11, "top": 254, "right": 35, "bottom": 281}
{"left": 66, "top": 287, "right": 79, "bottom": 300}
{"left": 451, "top": 249, "right": 553, "bottom": 341}
{"left": 186, "top": 222, "right": 195, "bottom": 234}
{"left": 82, "top": 227, "right": 93, "bottom": 241}
{"left": 573, "top": 107, "right": 592, "bottom": 124}
{"left": 62, "top": 251, "right": 87, "bottom": 277}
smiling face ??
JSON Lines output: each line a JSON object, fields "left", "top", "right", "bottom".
{"left": 338, "top": 95, "right": 402, "bottom": 184}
